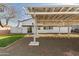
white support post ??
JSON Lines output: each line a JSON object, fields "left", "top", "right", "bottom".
{"left": 68, "top": 24, "right": 70, "bottom": 38}
{"left": 58, "top": 26, "right": 61, "bottom": 35}
{"left": 28, "top": 19, "right": 39, "bottom": 46}
{"left": 68, "top": 26, "right": 70, "bottom": 34}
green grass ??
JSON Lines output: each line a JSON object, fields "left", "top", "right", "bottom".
{"left": 0, "top": 34, "right": 25, "bottom": 47}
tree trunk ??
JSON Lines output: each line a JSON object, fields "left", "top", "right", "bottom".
{"left": 5, "top": 18, "right": 9, "bottom": 26}
{"left": 0, "top": 20, "right": 3, "bottom": 27}
{"left": 16, "top": 20, "right": 20, "bottom": 27}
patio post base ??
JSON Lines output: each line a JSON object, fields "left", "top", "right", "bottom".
{"left": 28, "top": 41, "right": 39, "bottom": 46}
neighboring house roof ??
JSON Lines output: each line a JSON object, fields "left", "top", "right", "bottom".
{"left": 18, "top": 18, "right": 32, "bottom": 22}
{"left": 17, "top": 18, "right": 33, "bottom": 27}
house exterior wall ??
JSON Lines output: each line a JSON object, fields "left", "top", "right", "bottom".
{"left": 37, "top": 27, "right": 72, "bottom": 33}
{"left": 10, "top": 26, "right": 72, "bottom": 34}
{"left": 37, "top": 27, "right": 59, "bottom": 33}
{"left": 22, "top": 19, "right": 34, "bottom": 26}
{"left": 10, "top": 27, "right": 28, "bottom": 33}
{"left": 22, "top": 27, "right": 28, "bottom": 33}
{"left": 10, "top": 19, "right": 72, "bottom": 34}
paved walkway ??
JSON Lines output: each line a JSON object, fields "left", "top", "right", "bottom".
{"left": 0, "top": 37, "right": 79, "bottom": 56}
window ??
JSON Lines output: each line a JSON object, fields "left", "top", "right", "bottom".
{"left": 43, "top": 27, "right": 46, "bottom": 30}
{"left": 49, "top": 26, "right": 53, "bottom": 29}
{"left": 43, "top": 27, "right": 49, "bottom": 30}
{"left": 43, "top": 26, "right": 53, "bottom": 30}
{"left": 22, "top": 25, "right": 27, "bottom": 27}
{"left": 38, "top": 27, "right": 40, "bottom": 30}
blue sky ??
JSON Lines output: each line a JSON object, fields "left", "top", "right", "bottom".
{"left": 8, "top": 3, "right": 29, "bottom": 20}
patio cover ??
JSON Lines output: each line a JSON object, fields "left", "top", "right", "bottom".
{"left": 27, "top": 5, "right": 79, "bottom": 26}
{"left": 26, "top": 5, "right": 79, "bottom": 46}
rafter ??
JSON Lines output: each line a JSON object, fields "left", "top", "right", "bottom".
{"left": 58, "top": 7, "right": 73, "bottom": 20}
{"left": 59, "top": 7, "right": 73, "bottom": 22}
{"left": 28, "top": 7, "right": 79, "bottom": 27}
{"left": 53, "top": 7, "right": 72, "bottom": 20}
{"left": 53, "top": 7, "right": 64, "bottom": 20}
{"left": 59, "top": 7, "right": 64, "bottom": 12}
{"left": 47, "top": 8, "right": 55, "bottom": 20}
{"left": 56, "top": 8, "right": 79, "bottom": 21}
{"left": 63, "top": 8, "right": 79, "bottom": 20}
{"left": 43, "top": 8, "right": 48, "bottom": 20}
{"left": 66, "top": 7, "right": 72, "bottom": 12}
{"left": 52, "top": 8, "right": 55, "bottom": 12}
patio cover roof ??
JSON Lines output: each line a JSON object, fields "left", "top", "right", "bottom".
{"left": 27, "top": 5, "right": 79, "bottom": 26}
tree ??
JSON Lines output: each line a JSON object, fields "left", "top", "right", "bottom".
{"left": 0, "top": 4, "right": 6, "bottom": 27}
{"left": 0, "top": 4, "right": 17, "bottom": 27}
{"left": 4, "top": 5, "right": 17, "bottom": 26}
{"left": 0, "top": 21, "right": 3, "bottom": 27}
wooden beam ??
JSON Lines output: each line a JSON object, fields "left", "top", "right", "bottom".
{"left": 53, "top": 7, "right": 64, "bottom": 20}
{"left": 62, "top": 8, "right": 79, "bottom": 20}
{"left": 37, "top": 19, "right": 79, "bottom": 22}
{"left": 37, "top": 20, "right": 79, "bottom": 26}
{"left": 59, "top": 7, "right": 64, "bottom": 12}
{"left": 58, "top": 7, "right": 73, "bottom": 20}
{"left": 66, "top": 7, "right": 72, "bottom": 12}
{"left": 37, "top": 21, "right": 79, "bottom": 26}
{"left": 28, "top": 12, "right": 79, "bottom": 15}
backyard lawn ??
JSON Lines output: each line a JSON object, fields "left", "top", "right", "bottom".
{"left": 0, "top": 34, "right": 25, "bottom": 47}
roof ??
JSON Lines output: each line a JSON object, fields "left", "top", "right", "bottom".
{"left": 27, "top": 5, "right": 79, "bottom": 26}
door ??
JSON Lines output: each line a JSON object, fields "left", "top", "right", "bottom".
{"left": 27, "top": 26, "right": 32, "bottom": 33}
